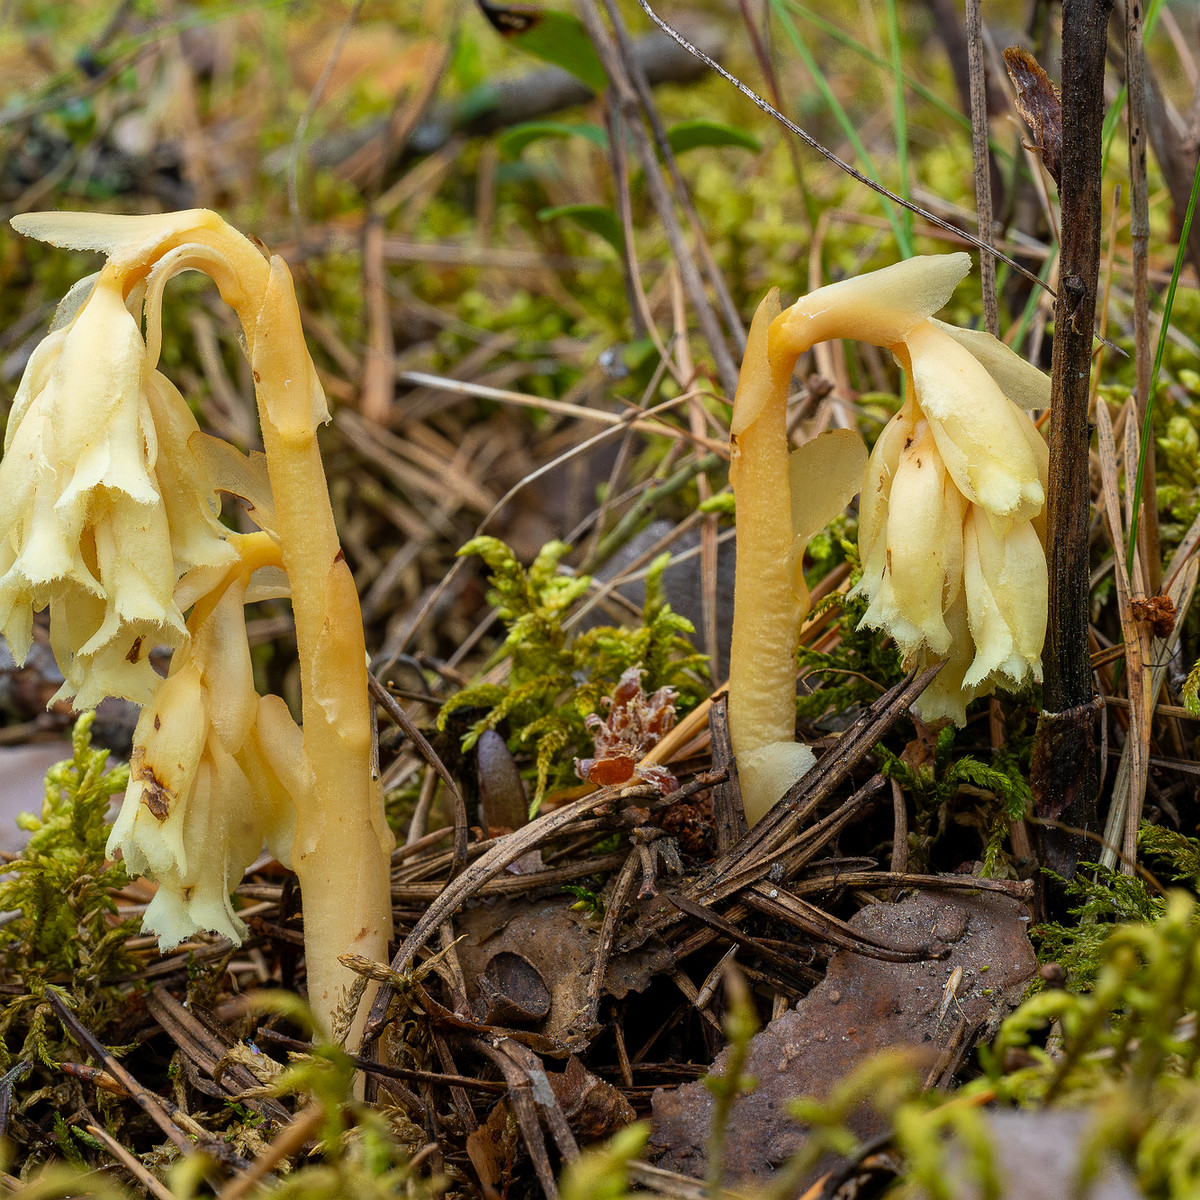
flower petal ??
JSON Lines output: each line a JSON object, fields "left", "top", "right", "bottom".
{"left": 788, "top": 427, "right": 868, "bottom": 544}
{"left": 191, "top": 575, "right": 257, "bottom": 754}
{"left": 774, "top": 253, "right": 971, "bottom": 355}
{"left": 51, "top": 275, "right": 159, "bottom": 510}
{"left": 12, "top": 209, "right": 224, "bottom": 270}
{"left": 144, "top": 374, "right": 237, "bottom": 573}
{"left": 854, "top": 403, "right": 914, "bottom": 598}
{"left": 871, "top": 423, "right": 964, "bottom": 658}
{"left": 903, "top": 321, "right": 1043, "bottom": 521}
{"left": 961, "top": 506, "right": 1047, "bottom": 691}
{"left": 108, "top": 660, "right": 209, "bottom": 879}
{"left": 928, "top": 318, "right": 1051, "bottom": 410}
{"left": 911, "top": 592, "right": 976, "bottom": 725}
{"left": 4, "top": 327, "right": 67, "bottom": 452}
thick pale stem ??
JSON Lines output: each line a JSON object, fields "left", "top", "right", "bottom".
{"left": 728, "top": 291, "right": 822, "bottom": 823}
{"left": 728, "top": 290, "right": 801, "bottom": 754}
{"left": 247, "top": 257, "right": 394, "bottom": 1042}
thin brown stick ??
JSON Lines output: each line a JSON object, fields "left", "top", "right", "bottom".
{"left": 707, "top": 693, "right": 747, "bottom": 855}
{"left": 45, "top": 990, "right": 220, "bottom": 1167}
{"left": 86, "top": 1124, "right": 180, "bottom": 1200}
{"left": 890, "top": 777, "right": 909, "bottom": 875}
{"left": 217, "top": 1105, "right": 325, "bottom": 1200}
{"left": 360, "top": 774, "right": 716, "bottom": 1043}
{"left": 470, "top": 1040, "right": 561, "bottom": 1200}
{"left": 369, "top": 673, "right": 468, "bottom": 874}
{"left": 600, "top": 0, "right": 746, "bottom": 350}
{"left": 736, "top": 0, "right": 814, "bottom": 232}
{"left": 965, "top": 0, "right": 998, "bottom": 335}
{"left": 1084, "top": 403, "right": 1147, "bottom": 873}
{"left": 633, "top": 0, "right": 1053, "bottom": 293}
{"left": 786, "top": 871, "right": 1034, "bottom": 900}
{"left": 745, "top": 884, "right": 946, "bottom": 962}
{"left": 581, "top": 850, "right": 641, "bottom": 1030}
{"left": 1032, "top": 0, "right": 1113, "bottom": 886}
{"left": 361, "top": 216, "right": 395, "bottom": 423}
{"left": 499, "top": 1039, "right": 581, "bottom": 1162}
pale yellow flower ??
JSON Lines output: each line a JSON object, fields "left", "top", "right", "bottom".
{"left": 774, "top": 253, "right": 1051, "bottom": 724}
{"left": 107, "top": 535, "right": 300, "bottom": 947}
{"left": 0, "top": 254, "right": 234, "bottom": 709}
{"left": 13, "top": 208, "right": 394, "bottom": 1052}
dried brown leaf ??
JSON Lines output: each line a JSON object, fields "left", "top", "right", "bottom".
{"left": 1003, "top": 46, "right": 1063, "bottom": 187}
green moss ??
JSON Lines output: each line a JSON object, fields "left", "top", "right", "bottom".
{"left": 0, "top": 715, "right": 139, "bottom": 1070}
{"left": 438, "top": 537, "right": 706, "bottom": 810}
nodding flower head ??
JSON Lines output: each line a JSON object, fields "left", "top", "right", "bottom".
{"left": 0, "top": 232, "right": 235, "bottom": 710}
{"left": 773, "top": 254, "right": 1050, "bottom": 725}
{"left": 106, "top": 534, "right": 300, "bottom": 948}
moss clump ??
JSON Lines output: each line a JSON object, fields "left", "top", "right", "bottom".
{"left": 439, "top": 536, "right": 706, "bottom": 810}
{"left": 0, "top": 714, "right": 137, "bottom": 1071}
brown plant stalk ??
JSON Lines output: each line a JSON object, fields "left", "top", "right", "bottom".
{"left": 1032, "top": 0, "right": 1114, "bottom": 884}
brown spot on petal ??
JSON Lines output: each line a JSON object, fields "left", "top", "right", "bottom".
{"left": 136, "top": 767, "right": 172, "bottom": 821}
{"left": 125, "top": 636, "right": 145, "bottom": 663}
{"left": 153, "top": 714, "right": 161, "bottom": 731}
{"left": 182, "top": 886, "right": 194, "bottom": 902}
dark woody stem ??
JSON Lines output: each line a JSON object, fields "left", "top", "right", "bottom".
{"left": 1032, "top": 0, "right": 1114, "bottom": 889}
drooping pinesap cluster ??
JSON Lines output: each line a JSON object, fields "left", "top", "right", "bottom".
{"left": 0, "top": 212, "right": 302, "bottom": 943}
{"left": 0, "top": 249, "right": 236, "bottom": 710}
{"left": 723, "top": 252, "right": 1053, "bottom": 824}
{"left": 2, "top": 210, "right": 394, "bottom": 1044}
{"left": 109, "top": 532, "right": 303, "bottom": 947}
{"left": 773, "top": 253, "right": 1051, "bottom": 726}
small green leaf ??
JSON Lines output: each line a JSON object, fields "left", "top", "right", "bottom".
{"left": 665, "top": 119, "right": 762, "bottom": 156}
{"left": 498, "top": 120, "right": 608, "bottom": 158}
{"left": 538, "top": 204, "right": 624, "bottom": 253}
{"left": 477, "top": 1, "right": 608, "bottom": 93}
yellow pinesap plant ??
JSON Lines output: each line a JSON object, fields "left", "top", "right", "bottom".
{"left": 0, "top": 210, "right": 393, "bottom": 1048}
{"left": 728, "top": 254, "right": 1050, "bottom": 824}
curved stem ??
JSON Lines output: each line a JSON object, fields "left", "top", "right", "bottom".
{"left": 152, "top": 219, "right": 393, "bottom": 1043}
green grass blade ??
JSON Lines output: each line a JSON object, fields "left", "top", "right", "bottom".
{"left": 779, "top": 0, "right": 1015, "bottom": 166}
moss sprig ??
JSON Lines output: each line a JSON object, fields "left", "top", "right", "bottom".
{"left": 440, "top": 537, "right": 706, "bottom": 810}
{"left": 0, "top": 715, "right": 139, "bottom": 1070}
{"left": 877, "top": 724, "right": 1033, "bottom": 873}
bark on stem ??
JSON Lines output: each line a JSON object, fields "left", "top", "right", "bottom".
{"left": 1032, "top": 0, "right": 1114, "bottom": 883}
